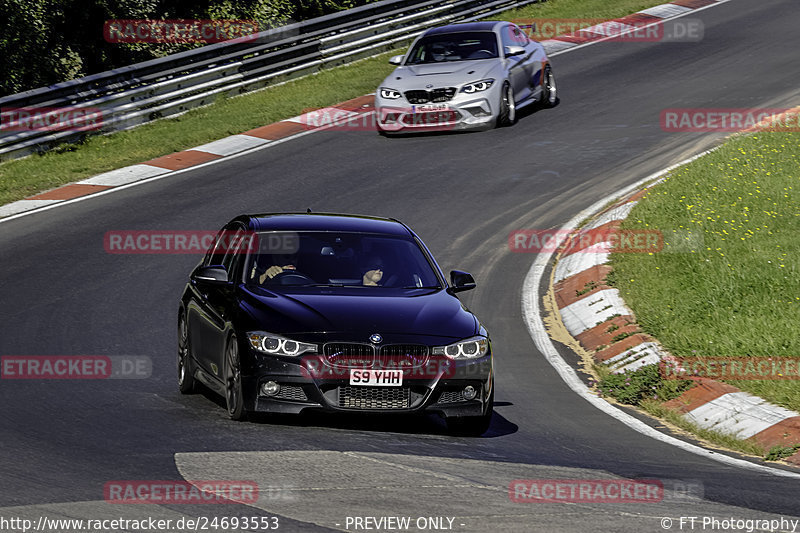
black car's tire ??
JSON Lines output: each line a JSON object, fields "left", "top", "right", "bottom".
{"left": 446, "top": 386, "right": 494, "bottom": 436}
{"left": 496, "top": 81, "right": 516, "bottom": 128}
{"left": 540, "top": 65, "right": 559, "bottom": 108}
{"left": 225, "top": 334, "right": 247, "bottom": 421}
{"left": 177, "top": 313, "right": 196, "bottom": 394}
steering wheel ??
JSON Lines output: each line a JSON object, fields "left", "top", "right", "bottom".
{"left": 273, "top": 271, "right": 315, "bottom": 285}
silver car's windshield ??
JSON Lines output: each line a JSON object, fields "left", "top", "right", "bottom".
{"left": 406, "top": 32, "right": 499, "bottom": 64}
{"left": 244, "top": 231, "right": 441, "bottom": 289}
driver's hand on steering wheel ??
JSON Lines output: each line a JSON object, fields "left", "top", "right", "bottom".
{"left": 259, "top": 264, "right": 296, "bottom": 283}
{"left": 362, "top": 269, "right": 383, "bottom": 286}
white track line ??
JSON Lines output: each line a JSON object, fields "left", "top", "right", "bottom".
{"left": 521, "top": 151, "right": 800, "bottom": 478}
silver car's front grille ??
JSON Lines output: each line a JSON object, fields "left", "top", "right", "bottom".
{"left": 401, "top": 110, "right": 460, "bottom": 125}
{"left": 338, "top": 386, "right": 411, "bottom": 409}
{"left": 405, "top": 87, "right": 457, "bottom": 103}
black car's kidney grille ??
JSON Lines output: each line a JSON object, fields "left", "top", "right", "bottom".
{"left": 323, "top": 343, "right": 375, "bottom": 367}
{"left": 380, "top": 344, "right": 428, "bottom": 368}
{"left": 404, "top": 88, "right": 456, "bottom": 103}
{"left": 338, "top": 386, "right": 410, "bottom": 409}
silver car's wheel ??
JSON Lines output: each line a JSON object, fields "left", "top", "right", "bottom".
{"left": 496, "top": 81, "right": 516, "bottom": 127}
{"left": 225, "top": 334, "right": 246, "bottom": 420}
{"left": 541, "top": 66, "right": 558, "bottom": 108}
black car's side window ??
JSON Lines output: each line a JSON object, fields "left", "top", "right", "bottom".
{"left": 220, "top": 227, "right": 246, "bottom": 282}
{"left": 205, "top": 223, "right": 245, "bottom": 277}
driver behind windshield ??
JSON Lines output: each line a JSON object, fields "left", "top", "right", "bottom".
{"left": 362, "top": 255, "right": 385, "bottom": 286}
{"left": 253, "top": 252, "right": 299, "bottom": 284}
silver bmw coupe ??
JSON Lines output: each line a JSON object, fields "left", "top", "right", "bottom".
{"left": 375, "top": 21, "right": 557, "bottom": 134}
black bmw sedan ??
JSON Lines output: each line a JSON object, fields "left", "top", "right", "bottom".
{"left": 178, "top": 213, "right": 494, "bottom": 435}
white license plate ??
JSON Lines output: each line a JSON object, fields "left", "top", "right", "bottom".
{"left": 349, "top": 369, "right": 403, "bottom": 386}
{"left": 413, "top": 104, "right": 449, "bottom": 113}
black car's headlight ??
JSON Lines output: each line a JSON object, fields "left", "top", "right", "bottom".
{"left": 247, "top": 331, "right": 316, "bottom": 357}
{"left": 432, "top": 336, "right": 489, "bottom": 360}
{"left": 380, "top": 87, "right": 402, "bottom": 99}
{"left": 460, "top": 79, "right": 494, "bottom": 94}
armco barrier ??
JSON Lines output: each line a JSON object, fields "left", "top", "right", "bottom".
{"left": 0, "top": 0, "right": 540, "bottom": 161}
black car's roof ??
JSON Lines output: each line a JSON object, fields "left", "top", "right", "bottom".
{"left": 424, "top": 21, "right": 503, "bottom": 36}
{"left": 242, "top": 213, "right": 413, "bottom": 237}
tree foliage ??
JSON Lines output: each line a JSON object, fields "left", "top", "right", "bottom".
{"left": 0, "top": 0, "right": 377, "bottom": 96}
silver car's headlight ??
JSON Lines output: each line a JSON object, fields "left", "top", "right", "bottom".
{"left": 432, "top": 336, "right": 489, "bottom": 360}
{"left": 380, "top": 87, "right": 402, "bottom": 99}
{"left": 247, "top": 331, "right": 316, "bottom": 357}
{"left": 460, "top": 79, "right": 494, "bottom": 94}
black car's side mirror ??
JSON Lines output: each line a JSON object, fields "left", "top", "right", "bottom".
{"left": 192, "top": 265, "right": 231, "bottom": 286}
{"left": 449, "top": 270, "right": 476, "bottom": 293}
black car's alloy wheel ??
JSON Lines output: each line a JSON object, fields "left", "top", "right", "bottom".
{"left": 225, "top": 334, "right": 246, "bottom": 420}
{"left": 177, "top": 314, "right": 195, "bottom": 394}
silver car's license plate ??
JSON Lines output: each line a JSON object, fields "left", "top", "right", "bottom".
{"left": 413, "top": 104, "right": 449, "bottom": 113}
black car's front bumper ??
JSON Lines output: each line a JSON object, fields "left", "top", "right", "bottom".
{"left": 242, "top": 354, "right": 493, "bottom": 418}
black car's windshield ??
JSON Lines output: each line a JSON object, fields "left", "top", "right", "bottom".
{"left": 244, "top": 231, "right": 441, "bottom": 289}
{"left": 405, "top": 32, "right": 498, "bottom": 64}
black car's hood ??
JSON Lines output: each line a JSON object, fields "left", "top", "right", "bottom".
{"left": 239, "top": 287, "right": 478, "bottom": 343}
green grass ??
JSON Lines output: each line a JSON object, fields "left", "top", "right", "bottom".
{"left": 593, "top": 364, "right": 691, "bottom": 407}
{"left": 0, "top": 0, "right": 668, "bottom": 206}
{"left": 0, "top": 55, "right": 398, "bottom": 205}
{"left": 608, "top": 132, "right": 800, "bottom": 413}
{"left": 765, "top": 444, "right": 800, "bottom": 461}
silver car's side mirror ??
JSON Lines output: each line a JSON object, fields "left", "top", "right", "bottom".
{"left": 389, "top": 55, "right": 404, "bottom": 65}
{"left": 504, "top": 45, "right": 525, "bottom": 57}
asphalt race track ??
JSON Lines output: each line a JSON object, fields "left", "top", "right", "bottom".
{"left": 2, "top": 1, "right": 800, "bottom": 531}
